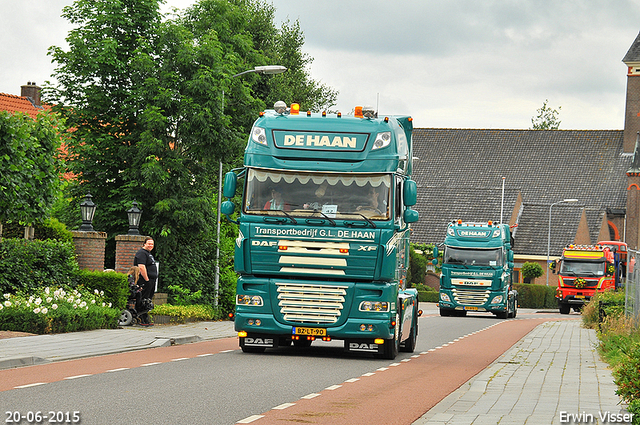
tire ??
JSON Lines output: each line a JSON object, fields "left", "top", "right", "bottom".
{"left": 496, "top": 310, "right": 508, "bottom": 319}
{"left": 559, "top": 303, "right": 571, "bottom": 314}
{"left": 118, "top": 310, "right": 133, "bottom": 326}
{"left": 399, "top": 320, "right": 417, "bottom": 353}
{"left": 440, "top": 308, "right": 453, "bottom": 316}
{"left": 376, "top": 312, "right": 400, "bottom": 360}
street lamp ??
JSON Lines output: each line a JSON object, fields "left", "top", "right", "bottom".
{"left": 79, "top": 192, "right": 96, "bottom": 232}
{"left": 546, "top": 198, "right": 579, "bottom": 285}
{"left": 214, "top": 65, "right": 288, "bottom": 306}
{"left": 127, "top": 200, "right": 142, "bottom": 235}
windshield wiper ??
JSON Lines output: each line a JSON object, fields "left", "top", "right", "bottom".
{"left": 315, "top": 210, "right": 336, "bottom": 226}
{"left": 273, "top": 210, "right": 297, "bottom": 224}
{"left": 356, "top": 213, "right": 376, "bottom": 228}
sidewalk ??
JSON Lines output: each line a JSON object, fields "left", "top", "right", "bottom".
{"left": 413, "top": 320, "right": 629, "bottom": 425}
{"left": 0, "top": 320, "right": 236, "bottom": 369}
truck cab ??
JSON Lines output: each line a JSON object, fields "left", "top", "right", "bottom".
{"left": 438, "top": 220, "right": 517, "bottom": 319}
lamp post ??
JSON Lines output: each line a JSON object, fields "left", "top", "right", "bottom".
{"left": 214, "top": 65, "right": 287, "bottom": 306}
{"left": 546, "top": 198, "right": 579, "bottom": 285}
{"left": 79, "top": 192, "right": 97, "bottom": 231}
{"left": 127, "top": 200, "right": 142, "bottom": 235}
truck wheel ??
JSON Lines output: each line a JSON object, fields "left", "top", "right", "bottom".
{"left": 559, "top": 303, "right": 571, "bottom": 314}
{"left": 400, "top": 314, "right": 417, "bottom": 353}
{"left": 376, "top": 313, "right": 400, "bottom": 359}
{"left": 496, "top": 311, "right": 508, "bottom": 319}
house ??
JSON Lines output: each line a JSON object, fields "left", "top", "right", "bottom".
{"left": 0, "top": 82, "right": 50, "bottom": 118}
{"left": 410, "top": 31, "right": 640, "bottom": 285}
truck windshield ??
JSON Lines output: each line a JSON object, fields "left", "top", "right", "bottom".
{"left": 560, "top": 260, "right": 605, "bottom": 276}
{"left": 244, "top": 168, "right": 391, "bottom": 220}
{"left": 444, "top": 247, "right": 503, "bottom": 267}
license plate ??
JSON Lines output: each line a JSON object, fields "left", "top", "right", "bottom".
{"left": 575, "top": 295, "right": 585, "bottom": 299}
{"left": 464, "top": 306, "right": 478, "bottom": 311}
{"left": 292, "top": 327, "right": 326, "bottom": 336}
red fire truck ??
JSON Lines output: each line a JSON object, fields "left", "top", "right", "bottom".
{"left": 552, "top": 244, "right": 617, "bottom": 314}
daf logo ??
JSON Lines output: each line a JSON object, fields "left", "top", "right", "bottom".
{"left": 251, "top": 240, "right": 278, "bottom": 247}
{"left": 358, "top": 246, "right": 377, "bottom": 251}
{"left": 245, "top": 338, "right": 274, "bottom": 346}
{"left": 348, "top": 342, "right": 379, "bottom": 352}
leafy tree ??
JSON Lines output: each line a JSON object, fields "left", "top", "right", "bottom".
{"left": 45, "top": 0, "right": 338, "bottom": 311}
{"left": 531, "top": 99, "right": 561, "bottom": 130}
{"left": 0, "top": 111, "right": 65, "bottom": 234}
{"left": 522, "top": 261, "right": 544, "bottom": 283}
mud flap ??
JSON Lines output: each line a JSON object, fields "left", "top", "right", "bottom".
{"left": 240, "top": 334, "right": 278, "bottom": 349}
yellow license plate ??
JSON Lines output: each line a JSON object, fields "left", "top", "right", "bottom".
{"left": 464, "top": 306, "right": 478, "bottom": 311}
{"left": 292, "top": 327, "right": 326, "bottom": 336}
{"left": 575, "top": 295, "right": 585, "bottom": 299}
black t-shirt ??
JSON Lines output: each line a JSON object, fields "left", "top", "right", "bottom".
{"left": 134, "top": 248, "right": 158, "bottom": 280}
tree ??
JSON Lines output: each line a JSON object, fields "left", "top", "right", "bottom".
{"left": 522, "top": 261, "right": 544, "bottom": 283}
{"left": 45, "top": 0, "right": 339, "bottom": 309}
{"left": 0, "top": 111, "right": 64, "bottom": 235}
{"left": 531, "top": 99, "right": 561, "bottom": 130}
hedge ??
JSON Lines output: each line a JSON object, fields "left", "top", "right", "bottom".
{"left": 513, "top": 283, "right": 557, "bottom": 308}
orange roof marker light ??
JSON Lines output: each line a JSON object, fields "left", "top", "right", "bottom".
{"left": 354, "top": 106, "right": 363, "bottom": 118}
{"left": 290, "top": 103, "right": 300, "bottom": 115}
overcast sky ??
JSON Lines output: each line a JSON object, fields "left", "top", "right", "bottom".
{"left": 2, "top": 0, "right": 640, "bottom": 129}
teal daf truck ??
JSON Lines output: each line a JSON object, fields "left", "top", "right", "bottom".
{"left": 221, "top": 103, "right": 421, "bottom": 359}
{"left": 438, "top": 220, "right": 517, "bottom": 319}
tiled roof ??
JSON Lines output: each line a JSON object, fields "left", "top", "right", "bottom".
{"left": 623, "top": 31, "right": 640, "bottom": 63}
{"left": 0, "top": 92, "right": 50, "bottom": 119}
{"left": 410, "top": 128, "right": 630, "bottom": 256}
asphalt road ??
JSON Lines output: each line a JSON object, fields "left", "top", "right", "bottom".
{"left": 0, "top": 310, "right": 571, "bottom": 425}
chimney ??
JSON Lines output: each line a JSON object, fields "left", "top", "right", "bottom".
{"left": 20, "top": 81, "right": 41, "bottom": 107}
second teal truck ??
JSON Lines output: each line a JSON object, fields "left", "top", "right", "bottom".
{"left": 438, "top": 220, "right": 517, "bottom": 318}
{"left": 221, "top": 103, "right": 421, "bottom": 359}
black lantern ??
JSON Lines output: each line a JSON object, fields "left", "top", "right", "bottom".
{"left": 127, "top": 200, "right": 142, "bottom": 235}
{"left": 79, "top": 192, "right": 96, "bottom": 231}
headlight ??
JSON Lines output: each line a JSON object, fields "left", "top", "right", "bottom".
{"left": 491, "top": 295, "right": 503, "bottom": 304}
{"left": 372, "top": 131, "right": 391, "bottom": 150}
{"left": 440, "top": 293, "right": 451, "bottom": 302}
{"left": 447, "top": 227, "right": 455, "bottom": 236}
{"left": 236, "top": 294, "right": 263, "bottom": 306}
{"left": 492, "top": 229, "right": 501, "bottom": 238}
{"left": 251, "top": 127, "right": 267, "bottom": 145}
{"left": 359, "top": 301, "right": 389, "bottom": 312}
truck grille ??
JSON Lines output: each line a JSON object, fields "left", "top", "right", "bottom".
{"left": 565, "top": 278, "right": 598, "bottom": 287}
{"left": 452, "top": 288, "right": 490, "bottom": 305}
{"left": 276, "top": 282, "right": 348, "bottom": 324}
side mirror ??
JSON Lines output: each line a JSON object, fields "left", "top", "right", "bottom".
{"left": 403, "top": 179, "right": 417, "bottom": 206}
{"left": 223, "top": 172, "right": 237, "bottom": 198}
{"left": 403, "top": 208, "right": 419, "bottom": 223}
{"left": 221, "top": 200, "right": 235, "bottom": 216}
{"left": 432, "top": 246, "right": 439, "bottom": 265}
{"left": 508, "top": 251, "right": 514, "bottom": 262}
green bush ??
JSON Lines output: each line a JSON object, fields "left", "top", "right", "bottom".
{"left": 521, "top": 262, "right": 544, "bottom": 282}
{"left": 0, "top": 286, "right": 120, "bottom": 334}
{"left": 513, "top": 283, "right": 557, "bottom": 308}
{"left": 582, "top": 290, "right": 626, "bottom": 329}
{"left": 1, "top": 218, "right": 73, "bottom": 243}
{"left": 0, "top": 238, "right": 79, "bottom": 294}
{"left": 150, "top": 303, "right": 219, "bottom": 321}
{"left": 76, "top": 269, "right": 129, "bottom": 310}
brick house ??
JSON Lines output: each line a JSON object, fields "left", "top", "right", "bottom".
{"left": 411, "top": 31, "right": 640, "bottom": 285}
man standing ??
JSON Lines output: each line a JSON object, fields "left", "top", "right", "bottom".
{"left": 134, "top": 237, "right": 157, "bottom": 326}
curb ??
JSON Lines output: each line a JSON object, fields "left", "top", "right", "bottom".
{"left": 0, "top": 356, "right": 47, "bottom": 370}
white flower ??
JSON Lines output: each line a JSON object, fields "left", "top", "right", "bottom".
{"left": 79, "top": 301, "right": 87, "bottom": 308}
{"left": 0, "top": 304, "right": 3, "bottom": 310}
{"left": 45, "top": 287, "right": 50, "bottom": 295}
{"left": 4, "top": 301, "right": 11, "bottom": 307}
{"left": 35, "top": 298, "right": 42, "bottom": 305}
{"left": 108, "top": 303, "right": 112, "bottom": 308}
{"left": 3, "top": 294, "right": 10, "bottom": 299}
{"left": 94, "top": 289, "right": 99, "bottom": 295}
{"left": 91, "top": 299, "right": 96, "bottom": 304}
{"left": 85, "top": 306, "right": 89, "bottom": 310}
{"left": 100, "top": 290, "right": 104, "bottom": 296}
{"left": 33, "top": 307, "right": 41, "bottom": 314}
{"left": 73, "top": 304, "right": 78, "bottom": 309}
{"left": 102, "top": 303, "right": 106, "bottom": 307}
{"left": 51, "top": 304, "right": 58, "bottom": 310}
{"left": 46, "top": 297, "right": 53, "bottom": 303}
{"left": 68, "top": 297, "right": 74, "bottom": 303}
{"left": 41, "top": 307, "right": 48, "bottom": 314}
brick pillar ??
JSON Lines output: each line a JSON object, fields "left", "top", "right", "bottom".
{"left": 71, "top": 231, "right": 107, "bottom": 271}
{"left": 115, "top": 234, "right": 146, "bottom": 274}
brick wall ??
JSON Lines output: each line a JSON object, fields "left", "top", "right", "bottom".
{"left": 624, "top": 75, "right": 640, "bottom": 153}
{"left": 71, "top": 231, "right": 107, "bottom": 271}
{"left": 115, "top": 234, "right": 146, "bottom": 274}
